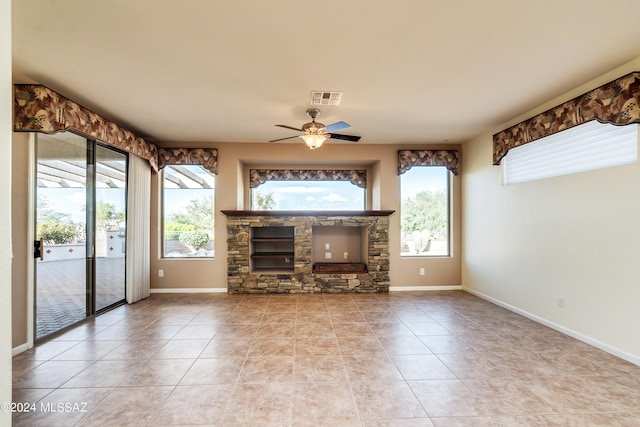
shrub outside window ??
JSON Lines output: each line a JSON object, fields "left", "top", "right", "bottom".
{"left": 162, "top": 165, "right": 215, "bottom": 258}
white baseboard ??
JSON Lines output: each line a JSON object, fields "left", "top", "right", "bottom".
{"left": 389, "top": 285, "right": 462, "bottom": 292}
{"left": 150, "top": 288, "right": 228, "bottom": 294}
{"left": 463, "top": 287, "right": 640, "bottom": 367}
{"left": 12, "top": 342, "right": 31, "bottom": 356}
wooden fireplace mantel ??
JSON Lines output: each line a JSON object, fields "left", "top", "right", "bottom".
{"left": 221, "top": 210, "right": 395, "bottom": 217}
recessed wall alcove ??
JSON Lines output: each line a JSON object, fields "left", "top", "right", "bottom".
{"left": 222, "top": 210, "right": 394, "bottom": 293}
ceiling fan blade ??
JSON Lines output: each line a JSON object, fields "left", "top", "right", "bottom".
{"left": 268, "top": 135, "right": 300, "bottom": 143}
{"left": 275, "top": 124, "right": 304, "bottom": 132}
{"left": 329, "top": 133, "right": 361, "bottom": 142}
{"left": 324, "top": 121, "right": 350, "bottom": 132}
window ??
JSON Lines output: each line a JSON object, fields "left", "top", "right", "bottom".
{"left": 162, "top": 165, "right": 215, "bottom": 258}
{"left": 400, "top": 166, "right": 450, "bottom": 256}
{"left": 503, "top": 121, "right": 638, "bottom": 184}
{"left": 252, "top": 180, "right": 365, "bottom": 210}
{"left": 250, "top": 169, "right": 366, "bottom": 210}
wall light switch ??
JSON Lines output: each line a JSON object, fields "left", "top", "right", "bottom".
{"left": 325, "top": 243, "right": 330, "bottom": 250}
{"left": 158, "top": 269, "right": 164, "bottom": 278}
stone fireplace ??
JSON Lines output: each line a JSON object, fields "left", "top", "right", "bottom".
{"left": 222, "top": 210, "right": 394, "bottom": 293}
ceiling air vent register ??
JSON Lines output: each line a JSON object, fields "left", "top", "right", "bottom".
{"left": 310, "top": 91, "right": 342, "bottom": 106}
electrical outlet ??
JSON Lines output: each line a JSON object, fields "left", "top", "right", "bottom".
{"left": 343, "top": 252, "right": 349, "bottom": 259}
{"left": 325, "top": 243, "right": 330, "bottom": 249}
{"left": 158, "top": 269, "right": 164, "bottom": 278}
{"left": 325, "top": 252, "right": 332, "bottom": 259}
{"left": 419, "top": 267, "right": 425, "bottom": 276}
{"left": 557, "top": 296, "right": 565, "bottom": 308}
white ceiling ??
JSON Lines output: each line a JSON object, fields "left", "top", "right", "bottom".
{"left": 12, "top": 0, "right": 640, "bottom": 146}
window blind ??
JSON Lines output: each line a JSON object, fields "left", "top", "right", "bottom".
{"left": 503, "top": 121, "right": 638, "bottom": 185}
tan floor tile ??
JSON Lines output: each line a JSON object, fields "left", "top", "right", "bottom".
{"left": 249, "top": 338, "right": 295, "bottom": 357}
{"left": 150, "top": 384, "right": 235, "bottom": 425}
{"left": 379, "top": 335, "right": 433, "bottom": 355}
{"left": 338, "top": 335, "right": 386, "bottom": 355}
{"left": 11, "top": 387, "right": 53, "bottom": 405}
{"left": 100, "top": 339, "right": 167, "bottom": 360}
{"left": 329, "top": 311, "right": 367, "bottom": 323}
{"left": 295, "top": 336, "right": 341, "bottom": 356}
{"left": 295, "top": 322, "right": 336, "bottom": 338}
{"left": 418, "top": 335, "right": 474, "bottom": 354}
{"left": 79, "top": 386, "right": 173, "bottom": 426}
{"left": 404, "top": 321, "right": 453, "bottom": 336}
{"left": 200, "top": 337, "right": 251, "bottom": 358}
{"left": 409, "top": 379, "right": 495, "bottom": 417}
{"left": 131, "top": 324, "right": 183, "bottom": 340}
{"left": 391, "top": 354, "right": 457, "bottom": 380}
{"left": 362, "top": 419, "right": 435, "bottom": 427}
{"left": 294, "top": 356, "right": 349, "bottom": 382}
{"left": 51, "top": 340, "right": 123, "bottom": 361}
{"left": 292, "top": 381, "right": 359, "bottom": 421}
{"left": 155, "top": 313, "right": 197, "bottom": 325}
{"left": 436, "top": 353, "right": 510, "bottom": 379}
{"left": 369, "top": 321, "right": 415, "bottom": 337}
{"left": 214, "top": 323, "right": 259, "bottom": 338}
{"left": 13, "top": 360, "right": 94, "bottom": 389}
{"left": 152, "top": 339, "right": 209, "bottom": 359}
{"left": 13, "top": 341, "right": 83, "bottom": 361}
{"left": 238, "top": 356, "right": 294, "bottom": 383}
{"left": 333, "top": 322, "right": 376, "bottom": 337}
{"left": 343, "top": 355, "right": 404, "bottom": 381}
{"left": 13, "top": 292, "right": 640, "bottom": 427}
{"left": 12, "top": 387, "right": 112, "bottom": 427}
{"left": 351, "top": 380, "right": 427, "bottom": 419}
{"left": 61, "top": 360, "right": 142, "bottom": 388}
{"left": 120, "top": 358, "right": 194, "bottom": 386}
{"left": 296, "top": 311, "right": 332, "bottom": 324}
{"left": 222, "top": 382, "right": 293, "bottom": 424}
{"left": 172, "top": 324, "right": 218, "bottom": 340}
{"left": 256, "top": 322, "right": 297, "bottom": 337}
{"left": 180, "top": 358, "right": 244, "bottom": 385}
{"left": 12, "top": 357, "right": 45, "bottom": 377}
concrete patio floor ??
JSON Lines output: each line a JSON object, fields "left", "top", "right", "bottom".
{"left": 36, "top": 258, "right": 125, "bottom": 339}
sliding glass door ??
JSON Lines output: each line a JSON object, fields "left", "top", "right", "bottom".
{"left": 95, "top": 145, "right": 127, "bottom": 311}
{"left": 35, "top": 133, "right": 88, "bottom": 338}
{"left": 35, "top": 133, "right": 127, "bottom": 340}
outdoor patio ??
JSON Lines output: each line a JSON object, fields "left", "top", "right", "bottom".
{"left": 36, "top": 258, "right": 125, "bottom": 339}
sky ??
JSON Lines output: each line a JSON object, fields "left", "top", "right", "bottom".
{"left": 251, "top": 166, "right": 449, "bottom": 210}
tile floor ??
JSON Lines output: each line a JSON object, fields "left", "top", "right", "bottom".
{"left": 11, "top": 291, "right": 640, "bottom": 426}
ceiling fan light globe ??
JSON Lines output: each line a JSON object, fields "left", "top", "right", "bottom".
{"left": 302, "top": 122, "right": 325, "bottom": 134}
{"left": 300, "top": 134, "right": 327, "bottom": 150}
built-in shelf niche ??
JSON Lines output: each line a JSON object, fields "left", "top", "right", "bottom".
{"left": 312, "top": 225, "right": 368, "bottom": 265}
{"left": 250, "top": 226, "right": 294, "bottom": 273}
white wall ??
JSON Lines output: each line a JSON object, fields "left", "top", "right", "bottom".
{"left": 1, "top": 0, "right": 13, "bottom": 420}
{"left": 462, "top": 58, "right": 640, "bottom": 364}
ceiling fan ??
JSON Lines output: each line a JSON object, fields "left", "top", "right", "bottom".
{"left": 269, "top": 108, "right": 361, "bottom": 150}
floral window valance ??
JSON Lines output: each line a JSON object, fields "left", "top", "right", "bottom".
{"left": 250, "top": 169, "right": 367, "bottom": 189}
{"left": 493, "top": 71, "right": 640, "bottom": 165}
{"left": 158, "top": 148, "right": 218, "bottom": 175}
{"left": 14, "top": 84, "right": 159, "bottom": 171}
{"left": 397, "top": 150, "right": 460, "bottom": 175}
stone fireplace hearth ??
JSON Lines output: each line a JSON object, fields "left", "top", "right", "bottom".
{"left": 222, "top": 210, "right": 394, "bottom": 293}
